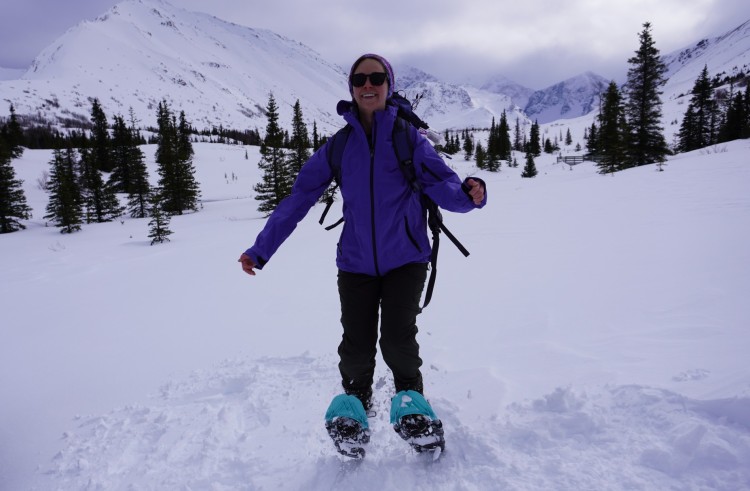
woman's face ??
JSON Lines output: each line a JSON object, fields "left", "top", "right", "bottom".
{"left": 351, "top": 58, "right": 389, "bottom": 113}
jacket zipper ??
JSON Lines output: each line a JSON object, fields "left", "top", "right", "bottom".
{"left": 369, "top": 128, "right": 380, "bottom": 276}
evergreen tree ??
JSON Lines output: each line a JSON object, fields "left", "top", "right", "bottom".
{"left": 485, "top": 118, "right": 500, "bottom": 171}
{"left": 624, "top": 22, "right": 669, "bottom": 167}
{"left": 678, "top": 65, "right": 718, "bottom": 152}
{"left": 155, "top": 101, "right": 200, "bottom": 215}
{"left": 474, "top": 141, "right": 486, "bottom": 170}
{"left": 0, "top": 138, "right": 32, "bottom": 233}
{"left": 498, "top": 110, "right": 512, "bottom": 162}
{"left": 89, "top": 98, "right": 113, "bottom": 172}
{"left": 288, "top": 99, "right": 311, "bottom": 179}
{"left": 78, "top": 147, "right": 123, "bottom": 223}
{"left": 521, "top": 151, "right": 538, "bottom": 178}
{"left": 106, "top": 112, "right": 151, "bottom": 218}
{"left": 175, "top": 110, "right": 200, "bottom": 210}
{"left": 543, "top": 138, "right": 554, "bottom": 154}
{"left": 565, "top": 128, "right": 573, "bottom": 146}
{"left": 463, "top": 130, "right": 474, "bottom": 160}
{"left": 513, "top": 118, "right": 523, "bottom": 151}
{"left": 254, "top": 93, "right": 291, "bottom": 216}
{"left": 44, "top": 148, "right": 83, "bottom": 233}
{"left": 587, "top": 122, "right": 600, "bottom": 156}
{"left": 718, "top": 87, "right": 749, "bottom": 142}
{"left": 597, "top": 81, "right": 630, "bottom": 174}
{"left": 148, "top": 190, "right": 173, "bottom": 245}
{"left": 4, "top": 104, "right": 25, "bottom": 159}
{"left": 528, "top": 120, "right": 541, "bottom": 157}
{"left": 312, "top": 121, "right": 321, "bottom": 151}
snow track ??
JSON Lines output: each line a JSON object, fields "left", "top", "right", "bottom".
{"left": 44, "top": 356, "right": 750, "bottom": 490}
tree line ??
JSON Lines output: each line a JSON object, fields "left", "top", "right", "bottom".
{"left": 0, "top": 99, "right": 200, "bottom": 243}
{"left": 677, "top": 65, "right": 750, "bottom": 152}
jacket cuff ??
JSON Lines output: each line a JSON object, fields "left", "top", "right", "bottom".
{"left": 244, "top": 249, "right": 267, "bottom": 269}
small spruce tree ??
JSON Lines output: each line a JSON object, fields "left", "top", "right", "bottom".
{"left": 521, "top": 151, "right": 538, "bottom": 178}
{"left": 44, "top": 148, "right": 84, "bottom": 233}
{"left": 148, "top": 191, "right": 173, "bottom": 245}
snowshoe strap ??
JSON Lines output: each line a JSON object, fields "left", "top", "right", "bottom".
{"left": 389, "top": 390, "right": 437, "bottom": 425}
{"left": 326, "top": 394, "right": 369, "bottom": 429}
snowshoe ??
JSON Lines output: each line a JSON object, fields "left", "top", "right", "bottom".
{"left": 390, "top": 390, "right": 446, "bottom": 454}
{"left": 325, "top": 394, "right": 370, "bottom": 459}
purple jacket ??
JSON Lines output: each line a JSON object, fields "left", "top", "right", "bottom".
{"left": 245, "top": 102, "right": 486, "bottom": 277}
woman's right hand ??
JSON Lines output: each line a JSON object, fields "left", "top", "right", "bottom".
{"left": 238, "top": 253, "right": 257, "bottom": 276}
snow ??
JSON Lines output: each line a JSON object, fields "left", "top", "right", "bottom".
{"left": 2, "top": 137, "right": 750, "bottom": 490}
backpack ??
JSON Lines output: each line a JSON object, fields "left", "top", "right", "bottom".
{"left": 319, "top": 93, "right": 470, "bottom": 310}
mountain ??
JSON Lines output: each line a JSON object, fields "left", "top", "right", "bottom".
{"left": 522, "top": 72, "right": 610, "bottom": 124}
{"left": 481, "top": 75, "right": 535, "bottom": 111}
{"left": 659, "top": 19, "right": 750, "bottom": 136}
{"left": 0, "top": 1, "right": 748, "bottom": 136}
{"left": 1, "top": 0, "right": 348, "bottom": 133}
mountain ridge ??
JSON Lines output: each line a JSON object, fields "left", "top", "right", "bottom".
{"left": 1, "top": 0, "right": 748, "bottom": 134}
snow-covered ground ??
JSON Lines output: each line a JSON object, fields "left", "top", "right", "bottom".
{"left": 2, "top": 139, "right": 749, "bottom": 490}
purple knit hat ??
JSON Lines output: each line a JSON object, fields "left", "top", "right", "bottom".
{"left": 348, "top": 53, "right": 395, "bottom": 99}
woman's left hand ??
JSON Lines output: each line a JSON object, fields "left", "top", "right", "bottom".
{"left": 465, "top": 179, "right": 485, "bottom": 205}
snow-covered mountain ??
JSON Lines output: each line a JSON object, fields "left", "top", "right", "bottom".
{"left": 523, "top": 72, "right": 610, "bottom": 124}
{"left": 0, "top": 0, "right": 748, "bottom": 136}
{"left": 0, "top": 0, "right": 348, "bottom": 133}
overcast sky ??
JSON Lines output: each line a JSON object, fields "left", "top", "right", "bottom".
{"left": 1, "top": 0, "right": 748, "bottom": 88}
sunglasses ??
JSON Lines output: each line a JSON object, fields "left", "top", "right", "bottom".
{"left": 351, "top": 72, "right": 388, "bottom": 87}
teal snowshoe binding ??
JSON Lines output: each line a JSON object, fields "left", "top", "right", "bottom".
{"left": 390, "top": 390, "right": 445, "bottom": 454}
{"left": 325, "top": 394, "right": 370, "bottom": 459}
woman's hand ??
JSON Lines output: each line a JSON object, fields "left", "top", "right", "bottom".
{"left": 238, "top": 253, "right": 257, "bottom": 276}
{"left": 465, "top": 179, "right": 485, "bottom": 205}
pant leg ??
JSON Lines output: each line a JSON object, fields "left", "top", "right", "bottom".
{"left": 379, "top": 263, "right": 428, "bottom": 394}
{"left": 337, "top": 269, "right": 381, "bottom": 407}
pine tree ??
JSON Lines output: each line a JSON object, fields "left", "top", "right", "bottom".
{"left": 513, "top": 118, "right": 523, "bottom": 152}
{"left": 624, "top": 22, "right": 669, "bottom": 167}
{"left": 565, "top": 128, "right": 573, "bottom": 146}
{"left": 44, "top": 148, "right": 83, "bottom": 233}
{"left": 0, "top": 138, "right": 32, "bottom": 233}
{"left": 312, "top": 121, "right": 321, "bottom": 151}
{"left": 528, "top": 120, "right": 541, "bottom": 157}
{"left": 678, "top": 65, "right": 717, "bottom": 152}
{"left": 89, "top": 98, "right": 113, "bottom": 172}
{"left": 155, "top": 102, "right": 200, "bottom": 215}
{"left": 521, "top": 151, "right": 538, "bottom": 178}
{"left": 148, "top": 190, "right": 173, "bottom": 245}
{"left": 5, "top": 104, "right": 24, "bottom": 159}
{"left": 463, "top": 130, "right": 474, "bottom": 160}
{"left": 175, "top": 110, "right": 200, "bottom": 211}
{"left": 254, "top": 93, "right": 291, "bottom": 216}
{"left": 475, "top": 141, "right": 486, "bottom": 170}
{"left": 498, "top": 110, "right": 512, "bottom": 162}
{"left": 78, "top": 147, "right": 123, "bottom": 222}
{"left": 288, "top": 99, "right": 311, "bottom": 179}
{"left": 718, "top": 87, "right": 749, "bottom": 142}
{"left": 587, "top": 122, "right": 600, "bottom": 156}
{"left": 597, "top": 81, "right": 630, "bottom": 174}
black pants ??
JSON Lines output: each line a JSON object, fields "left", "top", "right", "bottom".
{"left": 337, "top": 263, "right": 428, "bottom": 408}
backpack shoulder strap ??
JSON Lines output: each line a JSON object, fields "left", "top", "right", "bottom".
{"left": 392, "top": 117, "right": 420, "bottom": 193}
{"left": 319, "top": 125, "right": 351, "bottom": 227}
{"left": 327, "top": 124, "right": 352, "bottom": 187}
{"left": 391, "top": 116, "right": 470, "bottom": 310}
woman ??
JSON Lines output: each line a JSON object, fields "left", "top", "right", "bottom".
{"left": 239, "top": 54, "right": 486, "bottom": 457}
